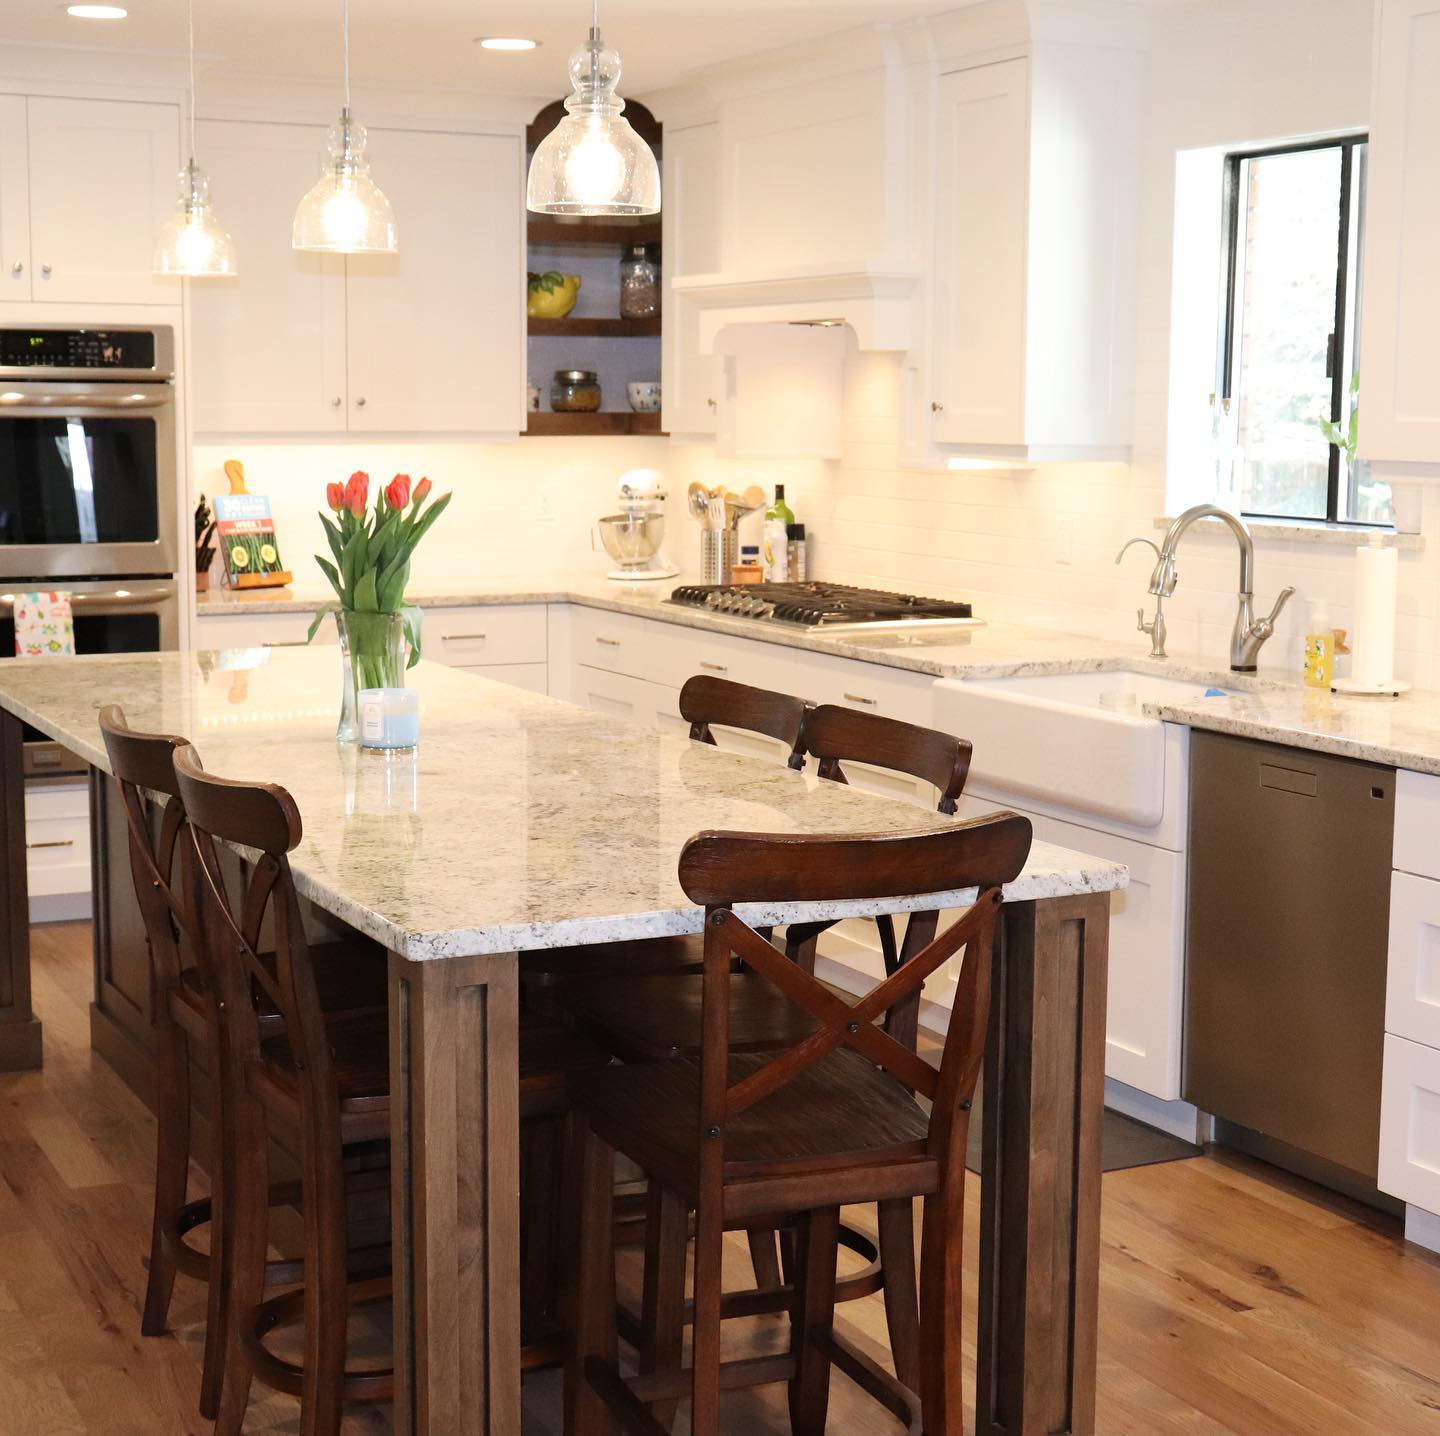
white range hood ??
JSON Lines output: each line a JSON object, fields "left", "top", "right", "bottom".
{"left": 672, "top": 263, "right": 920, "bottom": 354}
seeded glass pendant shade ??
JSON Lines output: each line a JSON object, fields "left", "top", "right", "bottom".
{"left": 154, "top": 0, "right": 237, "bottom": 276}
{"left": 155, "top": 161, "right": 236, "bottom": 276}
{"left": 292, "top": 0, "right": 397, "bottom": 253}
{"left": 527, "top": 1, "right": 659, "bottom": 216}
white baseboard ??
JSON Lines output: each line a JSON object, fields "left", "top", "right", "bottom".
{"left": 1405, "top": 1204, "right": 1440, "bottom": 1256}
{"left": 30, "top": 892, "right": 91, "bottom": 924}
{"left": 1103, "top": 1076, "right": 1205, "bottom": 1143}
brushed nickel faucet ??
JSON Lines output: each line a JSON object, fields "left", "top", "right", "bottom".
{"left": 1149, "top": 505, "right": 1294, "bottom": 672}
{"left": 1115, "top": 537, "right": 1168, "bottom": 658}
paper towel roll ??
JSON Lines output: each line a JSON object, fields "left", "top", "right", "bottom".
{"left": 1352, "top": 537, "right": 1398, "bottom": 688}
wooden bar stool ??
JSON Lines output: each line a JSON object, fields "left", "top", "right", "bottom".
{"left": 520, "top": 674, "right": 810, "bottom": 996}
{"left": 98, "top": 705, "right": 389, "bottom": 1423}
{"left": 566, "top": 812, "right": 1031, "bottom": 1436}
{"left": 171, "top": 743, "right": 607, "bottom": 1434}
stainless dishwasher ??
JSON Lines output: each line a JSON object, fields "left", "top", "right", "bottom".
{"left": 1184, "top": 730, "right": 1393, "bottom": 1182}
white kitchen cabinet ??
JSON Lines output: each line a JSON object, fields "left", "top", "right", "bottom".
{"left": 569, "top": 664, "right": 677, "bottom": 728}
{"left": 913, "top": 40, "right": 1142, "bottom": 464}
{"left": 193, "top": 610, "right": 339, "bottom": 651}
{"left": 424, "top": 605, "right": 546, "bottom": 669}
{"left": 1359, "top": 0, "right": 1440, "bottom": 464}
{"left": 1387, "top": 871, "right": 1440, "bottom": 1051}
{"left": 454, "top": 662, "right": 548, "bottom": 696}
{"left": 0, "top": 96, "right": 29, "bottom": 300}
{"left": 788, "top": 649, "right": 936, "bottom": 728}
{"left": 26, "top": 781, "right": 91, "bottom": 922}
{"left": 189, "top": 122, "right": 347, "bottom": 433}
{"left": 23, "top": 97, "right": 180, "bottom": 305}
{"left": 346, "top": 129, "right": 523, "bottom": 433}
{"left": 662, "top": 123, "right": 724, "bottom": 439}
{"left": 190, "top": 121, "right": 523, "bottom": 436}
{"left": 1379, "top": 1033, "right": 1440, "bottom": 1214}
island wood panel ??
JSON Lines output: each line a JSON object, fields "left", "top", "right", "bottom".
{"left": 0, "top": 711, "right": 40, "bottom": 1070}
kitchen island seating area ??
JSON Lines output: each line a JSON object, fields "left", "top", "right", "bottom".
{"left": 0, "top": 649, "right": 1125, "bottom": 1435}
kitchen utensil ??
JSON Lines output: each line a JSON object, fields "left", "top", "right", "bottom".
{"left": 687, "top": 482, "right": 712, "bottom": 521}
{"left": 740, "top": 484, "right": 766, "bottom": 510}
{"left": 594, "top": 470, "right": 677, "bottom": 581}
{"left": 700, "top": 528, "right": 739, "bottom": 585}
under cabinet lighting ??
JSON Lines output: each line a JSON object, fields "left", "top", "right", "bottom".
{"left": 478, "top": 37, "right": 539, "bottom": 51}
{"left": 66, "top": 4, "right": 128, "bottom": 17}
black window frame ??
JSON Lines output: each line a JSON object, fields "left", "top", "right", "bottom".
{"left": 1217, "top": 133, "right": 1369, "bottom": 526}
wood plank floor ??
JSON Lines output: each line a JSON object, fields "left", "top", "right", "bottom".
{"left": 3, "top": 922, "right": 1440, "bottom": 1434}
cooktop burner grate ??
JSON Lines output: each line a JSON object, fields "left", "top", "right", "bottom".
{"left": 667, "top": 581, "right": 978, "bottom": 628}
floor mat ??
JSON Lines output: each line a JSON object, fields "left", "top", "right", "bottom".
{"left": 965, "top": 1104, "right": 1203, "bottom": 1175}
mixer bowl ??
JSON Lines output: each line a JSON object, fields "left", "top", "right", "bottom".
{"left": 597, "top": 511, "right": 665, "bottom": 569}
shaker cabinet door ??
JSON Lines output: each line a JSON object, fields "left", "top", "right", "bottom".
{"left": 188, "top": 121, "right": 348, "bottom": 433}
{"left": 345, "top": 129, "right": 524, "bottom": 434}
{"left": 26, "top": 97, "right": 179, "bottom": 305}
{"left": 0, "top": 95, "right": 30, "bottom": 300}
{"left": 662, "top": 122, "right": 723, "bottom": 438}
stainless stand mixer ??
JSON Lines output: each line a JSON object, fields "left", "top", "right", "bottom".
{"left": 594, "top": 469, "right": 679, "bottom": 581}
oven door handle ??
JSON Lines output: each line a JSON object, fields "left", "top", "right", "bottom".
{"left": 0, "top": 587, "right": 175, "bottom": 613}
{"left": 0, "top": 383, "right": 172, "bottom": 411}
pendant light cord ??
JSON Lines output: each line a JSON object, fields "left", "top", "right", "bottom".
{"left": 186, "top": 0, "right": 197, "bottom": 164}
{"left": 342, "top": 0, "right": 352, "bottom": 114}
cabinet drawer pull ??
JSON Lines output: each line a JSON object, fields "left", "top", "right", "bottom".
{"left": 263, "top": 640, "right": 309, "bottom": 649}
{"left": 27, "top": 838, "right": 74, "bottom": 850}
{"left": 699, "top": 661, "right": 728, "bottom": 673}
{"left": 442, "top": 633, "right": 487, "bottom": 643}
{"left": 331, "top": 397, "right": 342, "bottom": 408}
{"left": 9, "top": 261, "right": 21, "bottom": 277}
{"left": 41, "top": 263, "right": 51, "bottom": 278}
{"left": 594, "top": 636, "right": 621, "bottom": 647}
{"left": 843, "top": 692, "right": 878, "bottom": 706}
{"left": 356, "top": 396, "right": 367, "bottom": 407}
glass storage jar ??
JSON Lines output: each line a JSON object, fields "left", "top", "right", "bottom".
{"left": 551, "top": 369, "right": 602, "bottom": 412}
{"left": 619, "top": 244, "right": 660, "bottom": 319}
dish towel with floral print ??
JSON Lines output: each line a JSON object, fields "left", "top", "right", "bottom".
{"left": 13, "top": 591, "right": 75, "bottom": 657}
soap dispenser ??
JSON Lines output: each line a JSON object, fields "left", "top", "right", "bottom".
{"left": 1303, "top": 602, "right": 1334, "bottom": 689}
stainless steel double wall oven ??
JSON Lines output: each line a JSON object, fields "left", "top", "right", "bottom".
{"left": 0, "top": 324, "right": 181, "bottom": 773}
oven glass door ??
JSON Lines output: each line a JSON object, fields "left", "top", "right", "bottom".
{"left": 0, "top": 383, "right": 177, "bottom": 579}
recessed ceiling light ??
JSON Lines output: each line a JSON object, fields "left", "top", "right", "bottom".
{"left": 66, "top": 3, "right": 128, "bottom": 16}
{"left": 477, "top": 36, "right": 539, "bottom": 51}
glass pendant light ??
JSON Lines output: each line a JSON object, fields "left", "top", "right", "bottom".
{"left": 154, "top": 0, "right": 236, "bottom": 277}
{"left": 292, "top": 0, "right": 397, "bottom": 253}
{"left": 527, "top": 0, "right": 659, "bottom": 216}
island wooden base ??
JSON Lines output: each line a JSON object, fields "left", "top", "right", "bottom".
{"left": 0, "top": 711, "right": 40, "bottom": 1072}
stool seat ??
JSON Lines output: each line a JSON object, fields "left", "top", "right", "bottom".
{"left": 575, "top": 1045, "right": 931, "bottom": 1196}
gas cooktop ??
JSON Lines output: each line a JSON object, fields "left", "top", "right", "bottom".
{"left": 667, "top": 581, "right": 981, "bottom": 630}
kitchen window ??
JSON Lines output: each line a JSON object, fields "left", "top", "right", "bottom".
{"left": 1215, "top": 135, "right": 1382, "bottom": 525}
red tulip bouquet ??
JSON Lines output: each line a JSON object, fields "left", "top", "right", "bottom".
{"left": 307, "top": 471, "right": 451, "bottom": 726}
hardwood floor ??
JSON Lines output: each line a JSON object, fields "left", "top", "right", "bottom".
{"left": 3, "top": 921, "right": 1439, "bottom": 1434}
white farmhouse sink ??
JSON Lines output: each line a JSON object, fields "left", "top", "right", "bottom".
{"left": 935, "top": 668, "right": 1228, "bottom": 828}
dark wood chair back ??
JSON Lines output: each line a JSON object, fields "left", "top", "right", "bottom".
{"left": 679, "top": 674, "right": 809, "bottom": 770}
{"left": 98, "top": 704, "right": 196, "bottom": 1003}
{"left": 170, "top": 745, "right": 333, "bottom": 1104}
{"left": 678, "top": 810, "right": 1031, "bottom": 1167}
{"left": 800, "top": 704, "right": 973, "bottom": 814}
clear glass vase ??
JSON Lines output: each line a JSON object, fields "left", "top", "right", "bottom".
{"left": 336, "top": 610, "right": 407, "bottom": 742}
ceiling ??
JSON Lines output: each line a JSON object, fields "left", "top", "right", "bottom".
{"left": 9, "top": 0, "right": 961, "bottom": 97}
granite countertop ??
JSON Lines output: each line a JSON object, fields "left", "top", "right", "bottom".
{"left": 0, "top": 648, "right": 1126, "bottom": 959}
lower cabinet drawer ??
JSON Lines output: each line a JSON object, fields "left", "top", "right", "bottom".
{"left": 453, "top": 662, "right": 548, "bottom": 695}
{"left": 427, "top": 605, "right": 547, "bottom": 667}
{"left": 194, "top": 611, "right": 338, "bottom": 650}
{"left": 1379, "top": 1032, "right": 1440, "bottom": 1214}
{"left": 571, "top": 607, "right": 654, "bottom": 679}
{"left": 571, "top": 664, "right": 678, "bottom": 729}
{"left": 788, "top": 649, "right": 937, "bottom": 728}
{"left": 1388, "top": 870, "right": 1440, "bottom": 1050}
{"left": 25, "top": 781, "right": 91, "bottom": 899}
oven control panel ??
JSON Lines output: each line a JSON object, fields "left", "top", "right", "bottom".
{"left": 0, "top": 327, "right": 172, "bottom": 379}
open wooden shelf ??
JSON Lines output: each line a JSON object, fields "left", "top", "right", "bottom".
{"left": 525, "top": 411, "right": 663, "bottom": 437}
{"left": 527, "top": 316, "right": 661, "bottom": 338}
{"left": 527, "top": 216, "right": 662, "bottom": 249}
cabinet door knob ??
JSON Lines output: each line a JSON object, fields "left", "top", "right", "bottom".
{"left": 40, "top": 263, "right": 51, "bottom": 278}
{"left": 931, "top": 400, "right": 944, "bottom": 413}
{"left": 331, "top": 397, "right": 342, "bottom": 408}
{"left": 706, "top": 397, "right": 717, "bottom": 409}
{"left": 355, "top": 396, "right": 367, "bottom": 407}
{"left": 9, "top": 261, "right": 21, "bottom": 277}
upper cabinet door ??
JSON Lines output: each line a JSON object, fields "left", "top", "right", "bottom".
{"left": 345, "top": 129, "right": 523, "bottom": 434}
{"left": 662, "top": 122, "right": 723, "bottom": 439}
{"left": 26, "top": 97, "right": 179, "bottom": 305}
{"left": 1359, "top": 0, "right": 1440, "bottom": 464}
{"left": 188, "top": 121, "right": 347, "bottom": 433}
{"left": 930, "top": 59, "right": 1030, "bottom": 448}
{"left": 0, "top": 96, "right": 30, "bottom": 300}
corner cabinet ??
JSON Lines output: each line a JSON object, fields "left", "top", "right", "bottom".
{"left": 1358, "top": 0, "right": 1440, "bottom": 465}
{"left": 0, "top": 95, "right": 180, "bottom": 306}
{"left": 190, "top": 122, "right": 523, "bottom": 436}
{"left": 661, "top": 122, "right": 723, "bottom": 439}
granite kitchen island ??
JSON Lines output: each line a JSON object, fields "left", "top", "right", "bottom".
{"left": 0, "top": 647, "right": 1125, "bottom": 1436}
